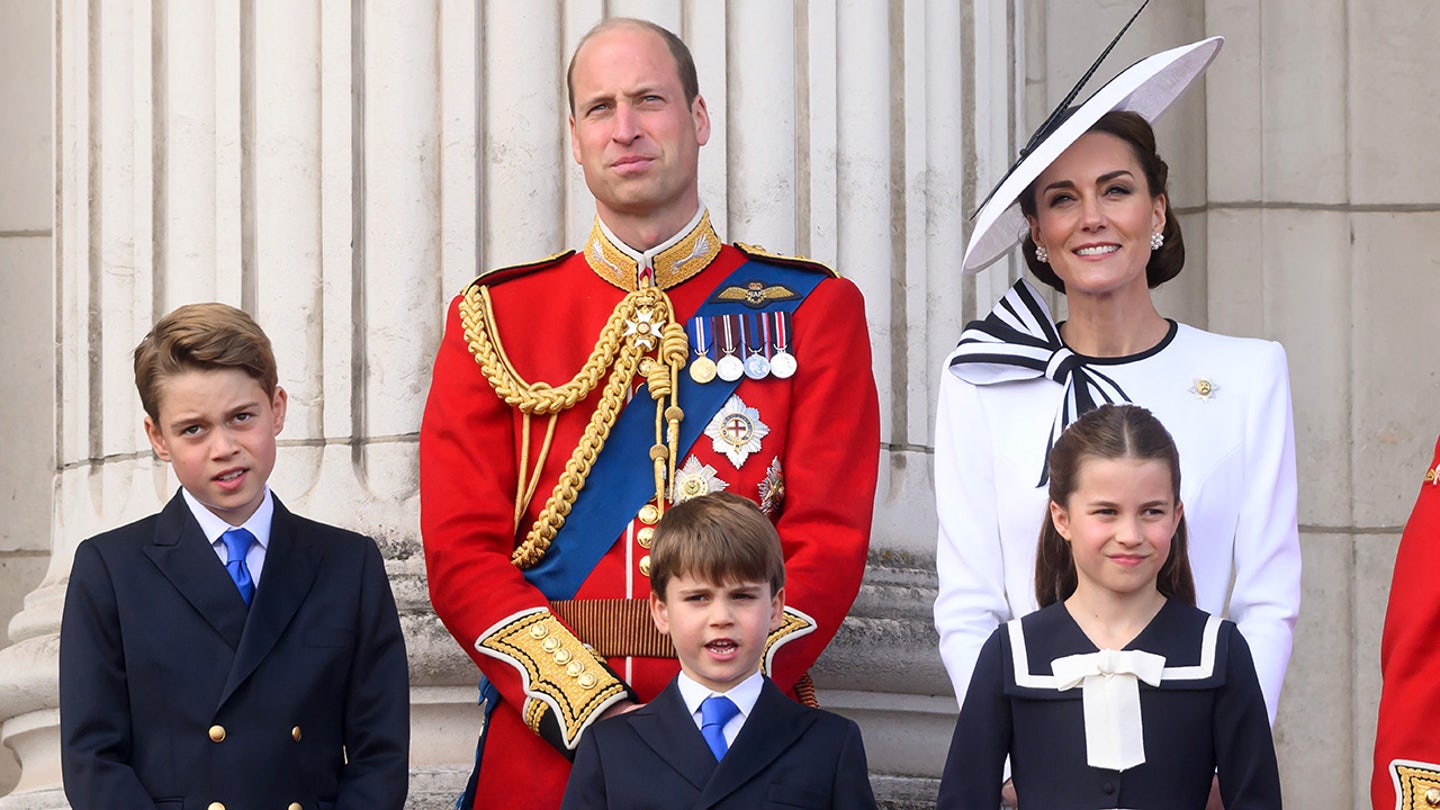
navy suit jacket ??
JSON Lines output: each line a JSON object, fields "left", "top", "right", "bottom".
{"left": 59, "top": 491, "right": 410, "bottom": 810}
{"left": 561, "top": 676, "right": 877, "bottom": 809}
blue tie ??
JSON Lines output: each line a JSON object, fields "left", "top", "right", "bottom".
{"left": 700, "top": 695, "right": 740, "bottom": 761}
{"left": 220, "top": 527, "right": 255, "bottom": 606}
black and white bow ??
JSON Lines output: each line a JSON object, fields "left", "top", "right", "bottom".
{"left": 946, "top": 279, "right": 1132, "bottom": 487}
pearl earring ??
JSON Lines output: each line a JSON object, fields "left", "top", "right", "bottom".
{"left": 1035, "top": 244, "right": 1049, "bottom": 263}
{"left": 1150, "top": 232, "right": 1164, "bottom": 250}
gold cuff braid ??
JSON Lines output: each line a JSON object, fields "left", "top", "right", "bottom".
{"left": 460, "top": 282, "right": 687, "bottom": 569}
{"left": 1393, "top": 760, "right": 1440, "bottom": 809}
{"left": 475, "top": 610, "right": 628, "bottom": 749}
{"left": 762, "top": 606, "right": 819, "bottom": 676}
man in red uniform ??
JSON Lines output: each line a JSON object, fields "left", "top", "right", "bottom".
{"left": 1372, "top": 436, "right": 1440, "bottom": 809}
{"left": 420, "top": 17, "right": 880, "bottom": 809}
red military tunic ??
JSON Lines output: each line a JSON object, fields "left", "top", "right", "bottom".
{"left": 1372, "top": 436, "right": 1440, "bottom": 809}
{"left": 420, "top": 210, "right": 880, "bottom": 808}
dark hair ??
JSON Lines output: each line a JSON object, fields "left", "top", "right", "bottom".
{"left": 566, "top": 17, "right": 700, "bottom": 115}
{"left": 649, "top": 492, "right": 785, "bottom": 600}
{"left": 1020, "top": 110, "right": 1185, "bottom": 293}
{"left": 133, "top": 303, "right": 278, "bottom": 422}
{"left": 1034, "top": 404, "right": 1195, "bottom": 607}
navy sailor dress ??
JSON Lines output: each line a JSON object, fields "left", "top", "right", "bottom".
{"left": 936, "top": 599, "right": 1281, "bottom": 809}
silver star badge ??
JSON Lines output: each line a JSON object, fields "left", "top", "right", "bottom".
{"left": 672, "top": 456, "right": 730, "bottom": 504}
{"left": 704, "top": 394, "right": 770, "bottom": 468}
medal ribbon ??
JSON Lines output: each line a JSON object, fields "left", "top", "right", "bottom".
{"left": 746, "top": 313, "right": 767, "bottom": 359}
{"left": 691, "top": 315, "right": 712, "bottom": 360}
{"left": 720, "top": 314, "right": 739, "bottom": 360}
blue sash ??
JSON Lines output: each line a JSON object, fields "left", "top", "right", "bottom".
{"left": 522, "top": 260, "right": 826, "bottom": 599}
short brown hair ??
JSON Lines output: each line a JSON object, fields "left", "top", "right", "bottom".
{"left": 649, "top": 493, "right": 785, "bottom": 600}
{"left": 133, "top": 303, "right": 278, "bottom": 421}
{"left": 1034, "top": 404, "right": 1195, "bottom": 607}
{"left": 1020, "top": 110, "right": 1186, "bottom": 292}
{"left": 566, "top": 17, "right": 700, "bottom": 115}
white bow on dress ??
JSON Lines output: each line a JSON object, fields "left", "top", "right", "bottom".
{"left": 1051, "top": 648, "right": 1166, "bottom": 771}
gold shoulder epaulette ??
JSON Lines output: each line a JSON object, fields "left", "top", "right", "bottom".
{"left": 467, "top": 250, "right": 575, "bottom": 292}
{"left": 734, "top": 243, "right": 840, "bottom": 278}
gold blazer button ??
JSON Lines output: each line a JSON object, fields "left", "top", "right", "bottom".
{"left": 291, "top": 726, "right": 302, "bottom": 742}
{"left": 207, "top": 725, "right": 226, "bottom": 743}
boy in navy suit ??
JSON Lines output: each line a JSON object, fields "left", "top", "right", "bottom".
{"left": 561, "top": 492, "right": 877, "bottom": 809}
{"left": 59, "top": 303, "right": 410, "bottom": 809}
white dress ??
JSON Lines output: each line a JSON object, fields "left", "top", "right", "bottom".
{"left": 933, "top": 281, "right": 1300, "bottom": 721}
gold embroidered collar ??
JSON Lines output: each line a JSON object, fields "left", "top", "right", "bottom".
{"left": 584, "top": 208, "right": 722, "bottom": 291}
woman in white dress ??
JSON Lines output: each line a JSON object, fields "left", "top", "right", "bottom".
{"left": 933, "top": 33, "right": 1300, "bottom": 766}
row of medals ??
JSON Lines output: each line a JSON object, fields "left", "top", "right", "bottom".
{"left": 688, "top": 312, "right": 797, "bottom": 384}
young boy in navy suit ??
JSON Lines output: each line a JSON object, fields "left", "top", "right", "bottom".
{"left": 59, "top": 303, "right": 410, "bottom": 810}
{"left": 561, "top": 492, "right": 877, "bottom": 809}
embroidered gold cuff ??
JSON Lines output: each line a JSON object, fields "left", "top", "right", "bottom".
{"left": 1392, "top": 760, "right": 1440, "bottom": 809}
{"left": 475, "top": 608, "right": 629, "bottom": 749}
{"left": 762, "top": 606, "right": 819, "bottom": 675}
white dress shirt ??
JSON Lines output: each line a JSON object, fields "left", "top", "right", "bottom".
{"left": 675, "top": 668, "right": 765, "bottom": 749}
{"left": 181, "top": 486, "right": 275, "bottom": 588}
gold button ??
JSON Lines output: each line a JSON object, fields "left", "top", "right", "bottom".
{"left": 208, "top": 725, "right": 226, "bottom": 743}
{"left": 1426, "top": 787, "right": 1440, "bottom": 807}
{"left": 208, "top": 803, "right": 225, "bottom": 810}
{"left": 639, "top": 555, "right": 651, "bottom": 577}
{"left": 566, "top": 660, "right": 586, "bottom": 677}
{"left": 637, "top": 527, "right": 655, "bottom": 549}
{"left": 578, "top": 672, "right": 598, "bottom": 689}
{"left": 528, "top": 622, "right": 548, "bottom": 639}
{"left": 638, "top": 504, "right": 660, "bottom": 525}
{"left": 291, "top": 725, "right": 302, "bottom": 742}
{"left": 639, "top": 357, "right": 656, "bottom": 375}
{"left": 288, "top": 804, "right": 303, "bottom": 810}
{"left": 554, "top": 648, "right": 573, "bottom": 665}
{"left": 541, "top": 636, "right": 561, "bottom": 652}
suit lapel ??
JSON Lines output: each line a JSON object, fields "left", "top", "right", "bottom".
{"left": 627, "top": 680, "right": 718, "bottom": 792}
{"left": 695, "top": 678, "right": 818, "bottom": 809}
{"left": 142, "top": 492, "right": 248, "bottom": 649}
{"left": 219, "top": 497, "right": 321, "bottom": 707}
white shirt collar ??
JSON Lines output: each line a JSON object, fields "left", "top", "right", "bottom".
{"left": 181, "top": 486, "right": 275, "bottom": 549}
{"left": 676, "top": 667, "right": 765, "bottom": 720}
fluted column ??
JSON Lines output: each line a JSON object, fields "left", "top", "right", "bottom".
{"left": 0, "top": 1, "right": 487, "bottom": 805}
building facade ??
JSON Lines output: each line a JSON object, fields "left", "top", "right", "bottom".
{"left": 1, "top": 1, "right": 1434, "bottom": 807}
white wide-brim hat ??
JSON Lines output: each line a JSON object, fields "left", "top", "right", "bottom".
{"left": 962, "top": 36, "right": 1224, "bottom": 274}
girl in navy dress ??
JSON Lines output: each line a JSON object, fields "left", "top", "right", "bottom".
{"left": 936, "top": 404, "right": 1281, "bottom": 809}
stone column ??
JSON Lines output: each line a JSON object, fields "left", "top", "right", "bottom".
{"left": 0, "top": 1, "right": 485, "bottom": 806}
{"left": 0, "top": 0, "right": 57, "bottom": 800}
